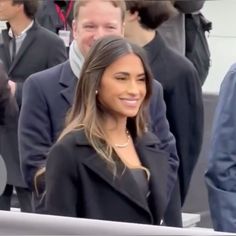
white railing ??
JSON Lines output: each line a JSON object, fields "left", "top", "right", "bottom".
{"left": 0, "top": 211, "right": 233, "bottom": 235}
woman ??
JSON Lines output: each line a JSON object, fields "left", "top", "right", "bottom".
{"left": 45, "top": 35, "right": 173, "bottom": 225}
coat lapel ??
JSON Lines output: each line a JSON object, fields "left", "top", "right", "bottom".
{"left": 75, "top": 132, "right": 153, "bottom": 221}
{"left": 74, "top": 131, "right": 170, "bottom": 224}
{"left": 135, "top": 132, "right": 170, "bottom": 223}
{"left": 59, "top": 61, "right": 78, "bottom": 106}
{"left": 1, "top": 30, "right": 11, "bottom": 70}
{"left": 82, "top": 152, "right": 153, "bottom": 218}
{"left": 8, "top": 22, "right": 39, "bottom": 74}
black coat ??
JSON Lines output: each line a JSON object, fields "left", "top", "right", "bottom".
{"left": 0, "top": 21, "right": 67, "bottom": 107}
{"left": 0, "top": 21, "right": 67, "bottom": 187}
{"left": 19, "top": 61, "right": 179, "bottom": 197}
{"left": 0, "top": 63, "right": 11, "bottom": 125}
{"left": 144, "top": 32, "right": 203, "bottom": 227}
{"left": 144, "top": 32, "right": 203, "bottom": 202}
{"left": 46, "top": 130, "right": 172, "bottom": 225}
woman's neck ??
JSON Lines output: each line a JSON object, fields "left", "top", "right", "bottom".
{"left": 102, "top": 116, "right": 129, "bottom": 146}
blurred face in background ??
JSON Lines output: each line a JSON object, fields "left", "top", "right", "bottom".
{"left": 73, "top": 0, "right": 124, "bottom": 57}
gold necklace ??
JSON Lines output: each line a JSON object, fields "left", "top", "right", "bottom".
{"left": 114, "top": 130, "right": 130, "bottom": 148}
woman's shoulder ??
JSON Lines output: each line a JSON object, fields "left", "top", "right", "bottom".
{"left": 48, "top": 129, "right": 89, "bottom": 163}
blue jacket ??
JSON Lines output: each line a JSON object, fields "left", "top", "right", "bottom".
{"left": 205, "top": 63, "right": 236, "bottom": 232}
{"left": 18, "top": 60, "right": 179, "bottom": 200}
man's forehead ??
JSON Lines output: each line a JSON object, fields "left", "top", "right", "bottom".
{"left": 77, "top": 2, "right": 122, "bottom": 21}
{"left": 80, "top": 18, "right": 120, "bottom": 26}
{"left": 78, "top": 0, "right": 122, "bottom": 14}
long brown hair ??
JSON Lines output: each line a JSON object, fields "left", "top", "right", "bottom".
{"left": 34, "top": 36, "right": 154, "bottom": 192}
{"left": 60, "top": 35, "right": 153, "bottom": 167}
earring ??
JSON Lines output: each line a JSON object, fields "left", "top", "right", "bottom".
{"left": 95, "top": 90, "right": 98, "bottom": 95}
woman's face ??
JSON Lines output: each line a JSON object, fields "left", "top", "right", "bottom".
{"left": 98, "top": 53, "right": 146, "bottom": 119}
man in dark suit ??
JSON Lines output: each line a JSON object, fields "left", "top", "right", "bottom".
{"left": 19, "top": 0, "right": 179, "bottom": 216}
{"left": 124, "top": 0, "right": 203, "bottom": 226}
{"left": 0, "top": 0, "right": 67, "bottom": 211}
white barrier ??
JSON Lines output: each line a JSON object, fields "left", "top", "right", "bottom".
{"left": 0, "top": 211, "right": 234, "bottom": 235}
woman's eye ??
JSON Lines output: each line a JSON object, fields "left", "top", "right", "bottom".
{"left": 116, "top": 77, "right": 126, "bottom": 80}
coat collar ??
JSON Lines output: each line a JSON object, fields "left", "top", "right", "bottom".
{"left": 1, "top": 29, "right": 11, "bottom": 70}
{"left": 135, "top": 133, "right": 169, "bottom": 223}
{"left": 59, "top": 61, "right": 77, "bottom": 106}
{"left": 144, "top": 31, "right": 166, "bottom": 67}
{"left": 74, "top": 130, "right": 169, "bottom": 224}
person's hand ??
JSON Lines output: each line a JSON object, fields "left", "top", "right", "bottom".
{"left": 8, "top": 80, "right": 16, "bottom": 96}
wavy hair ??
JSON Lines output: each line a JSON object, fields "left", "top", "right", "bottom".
{"left": 34, "top": 36, "right": 154, "bottom": 193}
{"left": 60, "top": 35, "right": 153, "bottom": 168}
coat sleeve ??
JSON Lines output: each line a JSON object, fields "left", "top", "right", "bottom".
{"left": 46, "top": 141, "right": 78, "bottom": 217}
{"left": 18, "top": 75, "right": 52, "bottom": 190}
{"left": 167, "top": 64, "right": 203, "bottom": 204}
{"left": 205, "top": 64, "right": 236, "bottom": 233}
{"left": 149, "top": 80, "right": 179, "bottom": 196}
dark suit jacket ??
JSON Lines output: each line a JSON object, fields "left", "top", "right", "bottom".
{"left": 46, "top": 129, "right": 171, "bottom": 225}
{"left": 0, "top": 63, "right": 11, "bottom": 125}
{"left": 0, "top": 21, "right": 67, "bottom": 187}
{"left": 0, "top": 21, "right": 67, "bottom": 107}
{"left": 144, "top": 32, "right": 203, "bottom": 203}
{"left": 19, "top": 61, "right": 179, "bottom": 200}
